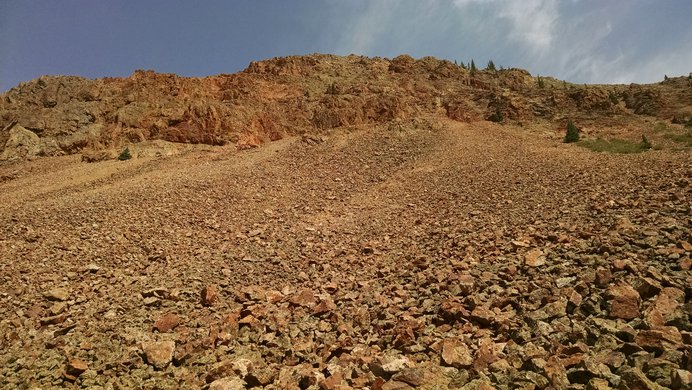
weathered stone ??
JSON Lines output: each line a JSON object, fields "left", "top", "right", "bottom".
{"left": 636, "top": 328, "right": 683, "bottom": 352}
{"left": 44, "top": 288, "right": 70, "bottom": 302}
{"left": 441, "top": 338, "right": 473, "bottom": 368}
{"left": 672, "top": 369, "right": 692, "bottom": 390}
{"left": 470, "top": 306, "right": 495, "bottom": 326}
{"left": 544, "top": 356, "right": 569, "bottom": 388}
{"left": 619, "top": 367, "right": 666, "bottom": 390}
{"left": 312, "top": 298, "right": 336, "bottom": 315}
{"left": 209, "top": 377, "right": 246, "bottom": 390}
{"left": 524, "top": 249, "right": 545, "bottom": 267}
{"left": 142, "top": 340, "right": 175, "bottom": 369}
{"left": 586, "top": 378, "right": 613, "bottom": 390}
{"left": 202, "top": 284, "right": 219, "bottom": 306}
{"left": 154, "top": 313, "right": 181, "bottom": 332}
{"left": 64, "top": 358, "right": 88, "bottom": 381}
{"left": 606, "top": 283, "right": 640, "bottom": 320}
{"left": 289, "top": 288, "right": 317, "bottom": 307}
{"left": 381, "top": 380, "right": 414, "bottom": 390}
{"left": 631, "top": 277, "right": 662, "bottom": 300}
{"left": 370, "top": 355, "right": 411, "bottom": 378}
{"left": 595, "top": 267, "right": 612, "bottom": 288}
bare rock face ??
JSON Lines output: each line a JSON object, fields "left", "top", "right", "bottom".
{"left": 1, "top": 54, "right": 689, "bottom": 162}
{"left": 0, "top": 122, "right": 41, "bottom": 160}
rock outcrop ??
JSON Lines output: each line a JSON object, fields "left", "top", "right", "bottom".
{"left": 2, "top": 54, "right": 690, "bottom": 161}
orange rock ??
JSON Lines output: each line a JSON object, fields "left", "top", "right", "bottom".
{"left": 201, "top": 285, "right": 219, "bottom": 307}
{"left": 154, "top": 313, "right": 181, "bottom": 332}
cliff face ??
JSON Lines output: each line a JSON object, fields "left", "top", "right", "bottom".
{"left": 1, "top": 54, "right": 690, "bottom": 161}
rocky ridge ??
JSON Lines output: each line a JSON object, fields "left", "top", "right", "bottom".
{"left": 1, "top": 54, "right": 691, "bottom": 161}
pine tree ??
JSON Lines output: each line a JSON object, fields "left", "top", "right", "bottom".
{"left": 486, "top": 60, "right": 496, "bottom": 71}
{"left": 564, "top": 120, "right": 580, "bottom": 143}
{"left": 537, "top": 75, "right": 545, "bottom": 89}
{"left": 470, "top": 60, "right": 477, "bottom": 75}
{"left": 118, "top": 147, "right": 132, "bottom": 161}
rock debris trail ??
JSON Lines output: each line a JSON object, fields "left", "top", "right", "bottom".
{"left": 0, "top": 119, "right": 690, "bottom": 389}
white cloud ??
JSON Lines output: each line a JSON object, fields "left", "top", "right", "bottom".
{"left": 453, "top": 0, "right": 558, "bottom": 51}
{"left": 334, "top": 2, "right": 394, "bottom": 55}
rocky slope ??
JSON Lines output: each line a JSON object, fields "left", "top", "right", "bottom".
{"left": 1, "top": 54, "right": 691, "bottom": 161}
{"left": 0, "top": 118, "right": 690, "bottom": 389}
{"left": 0, "top": 55, "right": 690, "bottom": 389}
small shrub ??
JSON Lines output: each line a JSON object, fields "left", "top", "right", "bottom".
{"left": 537, "top": 76, "right": 545, "bottom": 89}
{"left": 118, "top": 147, "right": 132, "bottom": 161}
{"left": 608, "top": 91, "right": 619, "bottom": 105}
{"left": 470, "top": 60, "right": 477, "bottom": 75}
{"left": 489, "top": 107, "right": 504, "bottom": 123}
{"left": 640, "top": 135, "right": 652, "bottom": 150}
{"left": 564, "top": 120, "right": 580, "bottom": 143}
{"left": 486, "top": 60, "right": 496, "bottom": 71}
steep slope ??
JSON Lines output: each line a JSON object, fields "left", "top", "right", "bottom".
{"left": 0, "top": 119, "right": 690, "bottom": 388}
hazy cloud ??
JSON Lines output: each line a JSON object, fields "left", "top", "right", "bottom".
{"left": 454, "top": 0, "right": 558, "bottom": 51}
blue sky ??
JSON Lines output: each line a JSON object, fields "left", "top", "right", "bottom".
{"left": 1, "top": 0, "right": 691, "bottom": 92}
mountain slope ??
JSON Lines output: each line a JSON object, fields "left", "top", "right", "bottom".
{"left": 1, "top": 54, "right": 691, "bottom": 161}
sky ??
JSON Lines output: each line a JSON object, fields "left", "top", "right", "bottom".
{"left": 1, "top": 0, "right": 691, "bottom": 92}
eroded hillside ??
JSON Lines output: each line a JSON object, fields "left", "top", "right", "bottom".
{"left": 1, "top": 54, "right": 691, "bottom": 162}
{"left": 0, "top": 55, "right": 691, "bottom": 389}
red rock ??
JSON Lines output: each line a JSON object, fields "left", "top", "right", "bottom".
{"left": 201, "top": 285, "right": 219, "bottom": 306}
{"left": 381, "top": 381, "right": 414, "bottom": 390}
{"left": 320, "top": 372, "right": 344, "bottom": 390}
{"left": 635, "top": 328, "right": 683, "bottom": 352}
{"left": 631, "top": 277, "right": 662, "bottom": 300}
{"left": 142, "top": 340, "right": 175, "bottom": 369}
{"left": 289, "top": 289, "right": 317, "bottom": 307}
{"left": 524, "top": 249, "right": 545, "bottom": 267}
{"left": 441, "top": 338, "right": 473, "bottom": 367}
{"left": 606, "top": 283, "right": 640, "bottom": 320}
{"left": 645, "top": 288, "right": 684, "bottom": 326}
{"left": 154, "top": 313, "right": 181, "bottom": 332}
{"left": 470, "top": 306, "right": 495, "bottom": 326}
{"left": 544, "top": 356, "right": 569, "bottom": 389}
{"left": 473, "top": 338, "right": 501, "bottom": 371}
{"left": 313, "top": 298, "right": 336, "bottom": 315}
{"left": 595, "top": 267, "right": 612, "bottom": 287}
{"left": 64, "top": 359, "right": 88, "bottom": 381}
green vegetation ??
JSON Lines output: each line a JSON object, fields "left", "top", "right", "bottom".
{"left": 577, "top": 137, "right": 652, "bottom": 154}
{"left": 664, "top": 131, "right": 692, "bottom": 147}
{"left": 470, "top": 59, "right": 477, "bottom": 75}
{"left": 564, "top": 120, "right": 580, "bottom": 143}
{"left": 640, "top": 135, "right": 652, "bottom": 150}
{"left": 537, "top": 75, "right": 545, "bottom": 89}
{"left": 486, "top": 60, "right": 496, "bottom": 71}
{"left": 118, "top": 147, "right": 132, "bottom": 161}
{"left": 489, "top": 107, "right": 503, "bottom": 123}
{"left": 608, "top": 91, "right": 619, "bottom": 105}
{"left": 653, "top": 122, "right": 670, "bottom": 133}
